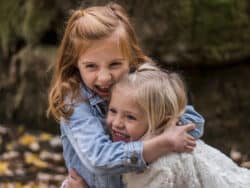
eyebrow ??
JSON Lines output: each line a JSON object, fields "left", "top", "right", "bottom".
{"left": 80, "top": 61, "right": 96, "bottom": 64}
{"left": 124, "top": 111, "right": 138, "bottom": 116}
{"left": 108, "top": 105, "right": 137, "bottom": 115}
{"left": 81, "top": 58, "right": 126, "bottom": 64}
{"left": 111, "top": 58, "right": 126, "bottom": 61}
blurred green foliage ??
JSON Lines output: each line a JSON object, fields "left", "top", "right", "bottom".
{"left": 0, "top": 0, "right": 56, "bottom": 57}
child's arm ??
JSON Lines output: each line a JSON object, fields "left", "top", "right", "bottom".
{"left": 179, "top": 105, "right": 205, "bottom": 139}
{"left": 61, "top": 101, "right": 146, "bottom": 176}
{"left": 63, "top": 169, "right": 87, "bottom": 188}
{"left": 61, "top": 101, "right": 194, "bottom": 176}
{"left": 143, "top": 119, "right": 196, "bottom": 162}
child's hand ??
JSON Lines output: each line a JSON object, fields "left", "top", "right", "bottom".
{"left": 64, "top": 169, "right": 88, "bottom": 188}
{"left": 143, "top": 119, "right": 196, "bottom": 163}
{"left": 164, "top": 120, "right": 196, "bottom": 153}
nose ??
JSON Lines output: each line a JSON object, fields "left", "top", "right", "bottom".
{"left": 112, "top": 115, "right": 124, "bottom": 129}
{"left": 98, "top": 69, "right": 112, "bottom": 84}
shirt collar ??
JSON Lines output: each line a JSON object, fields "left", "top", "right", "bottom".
{"left": 80, "top": 84, "right": 106, "bottom": 106}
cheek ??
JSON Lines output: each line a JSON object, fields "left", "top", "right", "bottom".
{"left": 81, "top": 71, "right": 94, "bottom": 84}
{"left": 127, "top": 125, "right": 140, "bottom": 140}
{"left": 78, "top": 68, "right": 87, "bottom": 81}
{"left": 106, "top": 115, "right": 112, "bottom": 128}
{"left": 114, "top": 68, "right": 129, "bottom": 80}
{"left": 122, "top": 65, "right": 130, "bottom": 74}
{"left": 132, "top": 124, "right": 148, "bottom": 140}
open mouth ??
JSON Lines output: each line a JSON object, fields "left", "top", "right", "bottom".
{"left": 94, "top": 85, "right": 111, "bottom": 97}
{"left": 111, "top": 130, "right": 130, "bottom": 142}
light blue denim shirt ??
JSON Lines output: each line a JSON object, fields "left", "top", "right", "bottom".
{"left": 60, "top": 84, "right": 205, "bottom": 188}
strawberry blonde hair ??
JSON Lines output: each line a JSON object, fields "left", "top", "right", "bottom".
{"left": 113, "top": 63, "right": 187, "bottom": 137}
{"left": 48, "top": 3, "right": 151, "bottom": 122}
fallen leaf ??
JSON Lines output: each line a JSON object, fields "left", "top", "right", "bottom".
{"left": 241, "top": 161, "right": 250, "bottom": 169}
{"left": 40, "top": 150, "right": 63, "bottom": 162}
{"left": 40, "top": 133, "right": 53, "bottom": 141}
{"left": 0, "top": 161, "right": 9, "bottom": 175}
{"left": 37, "top": 172, "right": 52, "bottom": 182}
{"left": 24, "top": 153, "right": 48, "bottom": 168}
{"left": 29, "top": 142, "right": 40, "bottom": 151}
{"left": 0, "top": 125, "right": 8, "bottom": 134}
{"left": 230, "top": 149, "right": 242, "bottom": 162}
{"left": 49, "top": 136, "right": 61, "bottom": 148}
{"left": 2, "top": 151, "right": 19, "bottom": 160}
{"left": 19, "top": 133, "right": 37, "bottom": 146}
{"left": 54, "top": 174, "right": 66, "bottom": 182}
{"left": 17, "top": 125, "right": 25, "bottom": 134}
{"left": 15, "top": 168, "right": 25, "bottom": 176}
{"left": 6, "top": 143, "right": 14, "bottom": 151}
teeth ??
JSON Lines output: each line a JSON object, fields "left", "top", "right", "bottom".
{"left": 96, "top": 86, "right": 109, "bottom": 90}
{"left": 114, "top": 131, "right": 129, "bottom": 138}
{"left": 99, "top": 86, "right": 107, "bottom": 89}
{"left": 116, "top": 133, "right": 123, "bottom": 137}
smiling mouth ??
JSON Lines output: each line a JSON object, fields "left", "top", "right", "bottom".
{"left": 94, "top": 85, "right": 111, "bottom": 96}
{"left": 112, "top": 130, "right": 130, "bottom": 142}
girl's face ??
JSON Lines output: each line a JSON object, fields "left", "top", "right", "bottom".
{"left": 77, "top": 35, "right": 130, "bottom": 98}
{"left": 107, "top": 87, "right": 148, "bottom": 142}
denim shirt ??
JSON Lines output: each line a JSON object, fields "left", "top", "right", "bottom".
{"left": 60, "top": 85, "right": 205, "bottom": 188}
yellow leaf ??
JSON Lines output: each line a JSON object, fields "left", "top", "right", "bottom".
{"left": 17, "top": 125, "right": 25, "bottom": 134}
{"left": 15, "top": 183, "right": 23, "bottom": 188}
{"left": 25, "top": 153, "right": 48, "bottom": 168}
{"left": 40, "top": 133, "right": 53, "bottom": 141}
{"left": 0, "top": 161, "right": 9, "bottom": 175}
{"left": 19, "top": 133, "right": 37, "bottom": 146}
{"left": 6, "top": 143, "right": 14, "bottom": 151}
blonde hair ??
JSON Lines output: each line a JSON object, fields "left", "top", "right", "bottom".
{"left": 47, "top": 3, "right": 151, "bottom": 122}
{"left": 114, "top": 63, "right": 187, "bottom": 137}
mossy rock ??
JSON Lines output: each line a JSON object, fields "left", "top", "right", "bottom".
{"left": 0, "top": 45, "right": 57, "bottom": 130}
{"left": 1, "top": 0, "right": 250, "bottom": 131}
{"left": 1, "top": 0, "right": 250, "bottom": 64}
{"left": 0, "top": 0, "right": 63, "bottom": 58}
{"left": 128, "top": 0, "right": 250, "bottom": 65}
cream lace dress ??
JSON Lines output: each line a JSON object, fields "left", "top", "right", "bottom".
{"left": 123, "top": 140, "right": 250, "bottom": 188}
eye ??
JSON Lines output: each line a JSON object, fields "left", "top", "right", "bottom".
{"left": 110, "top": 61, "right": 122, "bottom": 68}
{"left": 108, "top": 108, "right": 117, "bottom": 114}
{"left": 126, "top": 114, "right": 136, "bottom": 121}
{"left": 85, "top": 63, "right": 97, "bottom": 69}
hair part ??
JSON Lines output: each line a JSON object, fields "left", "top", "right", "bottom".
{"left": 47, "top": 3, "right": 151, "bottom": 121}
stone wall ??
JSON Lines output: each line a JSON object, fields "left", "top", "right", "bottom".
{"left": 0, "top": 0, "right": 249, "bottom": 135}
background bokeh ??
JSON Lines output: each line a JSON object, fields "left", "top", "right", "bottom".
{"left": 0, "top": 0, "right": 250, "bottom": 186}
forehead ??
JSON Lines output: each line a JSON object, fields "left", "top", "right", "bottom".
{"left": 82, "top": 36, "right": 122, "bottom": 59}
{"left": 77, "top": 30, "right": 131, "bottom": 63}
{"left": 111, "top": 89, "right": 146, "bottom": 119}
{"left": 111, "top": 86, "right": 138, "bottom": 107}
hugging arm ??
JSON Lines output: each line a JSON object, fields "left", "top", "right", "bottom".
{"left": 61, "top": 102, "right": 201, "bottom": 178}
{"left": 62, "top": 169, "right": 88, "bottom": 188}
{"left": 61, "top": 101, "right": 147, "bottom": 176}
{"left": 179, "top": 105, "right": 205, "bottom": 139}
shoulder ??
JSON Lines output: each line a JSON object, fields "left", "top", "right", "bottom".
{"left": 150, "top": 153, "right": 183, "bottom": 170}
{"left": 149, "top": 153, "right": 198, "bottom": 178}
{"left": 124, "top": 154, "right": 184, "bottom": 188}
{"left": 60, "top": 99, "right": 94, "bottom": 127}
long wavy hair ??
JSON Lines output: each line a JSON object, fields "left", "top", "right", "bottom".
{"left": 47, "top": 3, "right": 151, "bottom": 122}
{"left": 113, "top": 63, "right": 187, "bottom": 138}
